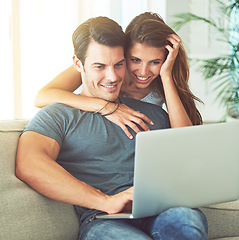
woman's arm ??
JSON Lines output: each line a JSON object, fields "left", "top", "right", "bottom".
{"left": 161, "top": 34, "right": 192, "bottom": 128}
{"left": 35, "top": 65, "right": 84, "bottom": 108}
{"left": 34, "top": 65, "right": 153, "bottom": 139}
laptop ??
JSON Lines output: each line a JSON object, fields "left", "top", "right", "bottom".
{"left": 97, "top": 121, "right": 239, "bottom": 219}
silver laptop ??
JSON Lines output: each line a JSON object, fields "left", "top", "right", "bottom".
{"left": 97, "top": 121, "right": 239, "bottom": 219}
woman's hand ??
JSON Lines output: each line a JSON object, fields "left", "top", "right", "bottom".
{"left": 160, "top": 34, "right": 181, "bottom": 79}
{"left": 158, "top": 34, "right": 193, "bottom": 128}
{"left": 102, "top": 103, "right": 154, "bottom": 139}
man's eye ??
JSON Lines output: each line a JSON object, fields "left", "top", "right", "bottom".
{"left": 95, "top": 65, "right": 103, "bottom": 69}
{"left": 131, "top": 58, "right": 140, "bottom": 63}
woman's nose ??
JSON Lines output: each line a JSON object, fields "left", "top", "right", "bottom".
{"left": 139, "top": 63, "right": 149, "bottom": 76}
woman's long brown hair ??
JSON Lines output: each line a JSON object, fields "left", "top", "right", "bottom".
{"left": 125, "top": 12, "right": 203, "bottom": 125}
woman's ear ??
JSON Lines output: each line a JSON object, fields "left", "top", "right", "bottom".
{"left": 73, "top": 55, "right": 83, "bottom": 72}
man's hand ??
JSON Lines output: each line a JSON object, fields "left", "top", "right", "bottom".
{"left": 103, "top": 187, "right": 134, "bottom": 214}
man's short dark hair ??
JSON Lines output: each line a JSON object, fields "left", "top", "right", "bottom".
{"left": 72, "top": 16, "right": 125, "bottom": 65}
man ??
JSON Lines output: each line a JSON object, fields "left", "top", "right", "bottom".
{"left": 16, "top": 16, "right": 208, "bottom": 239}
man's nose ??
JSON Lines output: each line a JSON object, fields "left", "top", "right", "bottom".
{"left": 106, "top": 67, "right": 117, "bottom": 82}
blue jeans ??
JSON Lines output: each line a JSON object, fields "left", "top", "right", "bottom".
{"left": 79, "top": 207, "right": 208, "bottom": 240}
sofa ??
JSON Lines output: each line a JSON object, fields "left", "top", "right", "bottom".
{"left": 1, "top": 119, "right": 239, "bottom": 240}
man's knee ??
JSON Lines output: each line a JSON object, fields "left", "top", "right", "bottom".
{"left": 154, "top": 207, "right": 208, "bottom": 239}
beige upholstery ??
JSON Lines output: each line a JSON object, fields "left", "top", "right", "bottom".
{"left": 1, "top": 119, "right": 239, "bottom": 239}
{"left": 0, "top": 120, "right": 79, "bottom": 240}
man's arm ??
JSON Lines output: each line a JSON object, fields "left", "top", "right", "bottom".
{"left": 16, "top": 131, "right": 133, "bottom": 214}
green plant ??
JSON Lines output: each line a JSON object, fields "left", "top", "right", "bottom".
{"left": 172, "top": 0, "right": 239, "bottom": 119}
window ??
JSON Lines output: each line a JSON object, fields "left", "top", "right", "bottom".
{"left": 20, "top": 0, "right": 79, "bottom": 119}
{"left": 0, "top": 0, "right": 165, "bottom": 120}
{"left": 0, "top": 1, "right": 14, "bottom": 120}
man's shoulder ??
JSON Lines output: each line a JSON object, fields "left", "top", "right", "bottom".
{"left": 29, "top": 103, "right": 82, "bottom": 128}
{"left": 39, "top": 103, "right": 82, "bottom": 117}
{"left": 24, "top": 103, "right": 83, "bottom": 146}
{"left": 120, "top": 96, "right": 165, "bottom": 111}
{"left": 120, "top": 96, "right": 170, "bottom": 128}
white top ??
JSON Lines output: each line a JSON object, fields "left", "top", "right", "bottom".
{"left": 140, "top": 90, "right": 165, "bottom": 107}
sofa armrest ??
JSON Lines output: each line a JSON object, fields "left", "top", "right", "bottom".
{"left": 0, "top": 120, "right": 79, "bottom": 240}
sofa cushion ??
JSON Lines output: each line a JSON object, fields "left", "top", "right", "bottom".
{"left": 200, "top": 189, "right": 239, "bottom": 239}
{"left": 0, "top": 120, "right": 79, "bottom": 240}
{"left": 201, "top": 203, "right": 239, "bottom": 239}
{"left": 206, "top": 200, "right": 239, "bottom": 210}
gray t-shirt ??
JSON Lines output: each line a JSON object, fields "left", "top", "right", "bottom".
{"left": 23, "top": 96, "right": 170, "bottom": 224}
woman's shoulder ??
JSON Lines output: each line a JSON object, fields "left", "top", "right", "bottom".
{"left": 140, "top": 90, "right": 165, "bottom": 106}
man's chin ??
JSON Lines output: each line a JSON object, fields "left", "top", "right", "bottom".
{"left": 105, "top": 97, "right": 119, "bottom": 103}
{"left": 81, "top": 91, "right": 119, "bottom": 102}
{"left": 102, "top": 93, "right": 120, "bottom": 103}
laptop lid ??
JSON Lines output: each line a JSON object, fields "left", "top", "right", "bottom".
{"left": 132, "top": 121, "right": 239, "bottom": 218}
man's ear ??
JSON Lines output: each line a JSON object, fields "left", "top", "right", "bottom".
{"left": 73, "top": 55, "right": 84, "bottom": 72}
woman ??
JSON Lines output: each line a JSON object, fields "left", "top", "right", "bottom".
{"left": 35, "top": 12, "right": 203, "bottom": 139}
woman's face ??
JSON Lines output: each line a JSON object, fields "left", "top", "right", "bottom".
{"left": 126, "top": 42, "right": 166, "bottom": 89}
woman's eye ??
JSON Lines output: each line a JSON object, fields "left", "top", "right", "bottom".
{"left": 150, "top": 61, "right": 161, "bottom": 65}
{"left": 115, "top": 63, "right": 123, "bottom": 67}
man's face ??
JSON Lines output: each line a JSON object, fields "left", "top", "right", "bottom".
{"left": 79, "top": 41, "right": 125, "bottom": 102}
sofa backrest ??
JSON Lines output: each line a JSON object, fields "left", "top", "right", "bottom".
{"left": 0, "top": 120, "right": 79, "bottom": 240}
